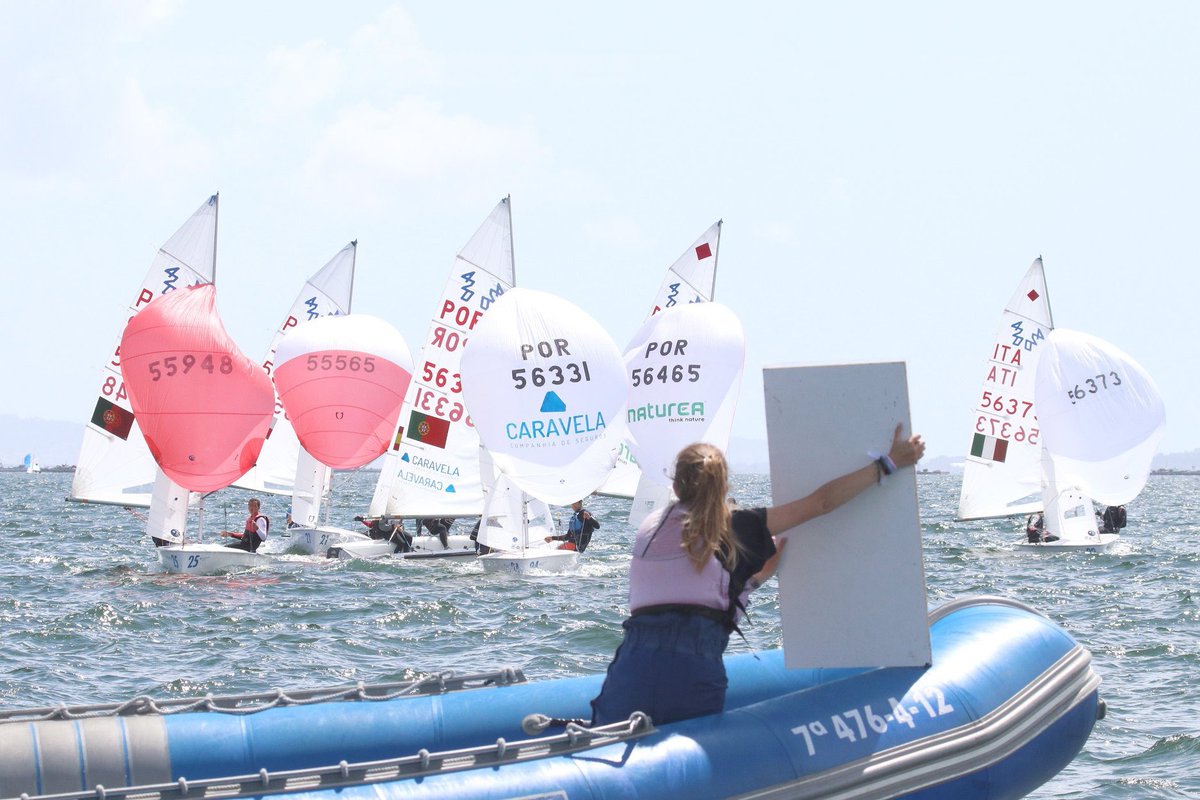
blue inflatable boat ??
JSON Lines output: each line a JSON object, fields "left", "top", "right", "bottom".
{"left": 0, "top": 596, "right": 1101, "bottom": 799}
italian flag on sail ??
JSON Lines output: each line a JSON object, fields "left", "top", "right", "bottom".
{"left": 970, "top": 433, "right": 1008, "bottom": 463}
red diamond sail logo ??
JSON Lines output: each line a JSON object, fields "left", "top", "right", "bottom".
{"left": 695, "top": 242, "right": 712, "bottom": 260}
{"left": 1027, "top": 289, "right": 1040, "bottom": 301}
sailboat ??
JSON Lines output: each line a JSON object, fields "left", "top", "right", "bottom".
{"left": 272, "top": 312, "right": 414, "bottom": 558}
{"left": 460, "top": 287, "right": 628, "bottom": 573}
{"left": 233, "top": 242, "right": 357, "bottom": 541}
{"left": 1018, "top": 328, "right": 1165, "bottom": 551}
{"left": 623, "top": 301, "right": 746, "bottom": 526}
{"left": 120, "top": 283, "right": 276, "bottom": 574}
{"left": 23, "top": 454, "right": 41, "bottom": 474}
{"left": 594, "top": 221, "right": 722, "bottom": 499}
{"left": 470, "top": 450, "right": 563, "bottom": 572}
{"left": 957, "top": 258, "right": 1164, "bottom": 552}
{"left": 361, "top": 198, "right": 519, "bottom": 560}
{"left": 956, "top": 258, "right": 1051, "bottom": 525}
{"left": 68, "top": 195, "right": 218, "bottom": 513}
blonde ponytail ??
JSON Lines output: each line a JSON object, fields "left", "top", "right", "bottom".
{"left": 672, "top": 443, "right": 739, "bottom": 571}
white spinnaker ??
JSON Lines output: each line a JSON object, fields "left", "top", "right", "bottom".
{"left": 1034, "top": 328, "right": 1165, "bottom": 506}
{"left": 234, "top": 241, "right": 356, "bottom": 498}
{"left": 70, "top": 194, "right": 218, "bottom": 510}
{"left": 460, "top": 287, "right": 628, "bottom": 506}
{"left": 623, "top": 302, "right": 744, "bottom": 525}
{"left": 369, "top": 199, "right": 516, "bottom": 519}
{"left": 595, "top": 221, "right": 722, "bottom": 499}
{"left": 957, "top": 258, "right": 1054, "bottom": 520}
{"left": 625, "top": 303, "right": 744, "bottom": 483}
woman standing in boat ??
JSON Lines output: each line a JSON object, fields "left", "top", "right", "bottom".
{"left": 590, "top": 424, "right": 924, "bottom": 726}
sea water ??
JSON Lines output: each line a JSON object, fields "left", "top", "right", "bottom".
{"left": 0, "top": 471, "right": 1197, "bottom": 798}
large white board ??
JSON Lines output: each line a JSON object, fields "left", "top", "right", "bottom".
{"left": 764, "top": 363, "right": 931, "bottom": 669}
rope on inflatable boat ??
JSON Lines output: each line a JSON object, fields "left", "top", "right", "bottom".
{"left": 13, "top": 712, "right": 655, "bottom": 800}
{"left": 0, "top": 669, "right": 527, "bottom": 723}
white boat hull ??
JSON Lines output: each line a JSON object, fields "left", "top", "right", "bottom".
{"left": 289, "top": 526, "right": 370, "bottom": 555}
{"left": 478, "top": 547, "right": 578, "bottom": 573}
{"left": 156, "top": 543, "right": 269, "bottom": 574}
{"left": 1015, "top": 533, "right": 1119, "bottom": 553}
{"left": 330, "top": 534, "right": 478, "bottom": 562}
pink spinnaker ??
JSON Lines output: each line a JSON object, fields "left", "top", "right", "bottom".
{"left": 273, "top": 314, "right": 414, "bottom": 470}
{"left": 119, "top": 284, "right": 275, "bottom": 492}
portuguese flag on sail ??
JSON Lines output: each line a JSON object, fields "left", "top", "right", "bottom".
{"left": 91, "top": 397, "right": 135, "bottom": 441}
{"left": 405, "top": 410, "right": 450, "bottom": 449}
{"left": 970, "top": 433, "right": 1008, "bottom": 463}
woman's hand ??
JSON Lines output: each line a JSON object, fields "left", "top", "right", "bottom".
{"left": 887, "top": 424, "right": 925, "bottom": 469}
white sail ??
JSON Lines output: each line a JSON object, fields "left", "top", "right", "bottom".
{"left": 70, "top": 194, "right": 218, "bottom": 509}
{"left": 1034, "top": 328, "right": 1165, "bottom": 507}
{"left": 645, "top": 220, "right": 722, "bottom": 315}
{"left": 146, "top": 471, "right": 189, "bottom": 545}
{"left": 957, "top": 258, "right": 1053, "bottom": 520}
{"left": 289, "top": 447, "right": 332, "bottom": 528}
{"left": 595, "top": 221, "right": 722, "bottom": 499}
{"left": 234, "top": 242, "right": 357, "bottom": 498}
{"left": 476, "top": 471, "right": 557, "bottom": 553}
{"left": 459, "top": 287, "right": 628, "bottom": 506}
{"left": 623, "top": 302, "right": 745, "bottom": 525}
{"left": 368, "top": 199, "right": 516, "bottom": 519}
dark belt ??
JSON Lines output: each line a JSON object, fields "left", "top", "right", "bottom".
{"left": 630, "top": 603, "right": 732, "bottom": 627}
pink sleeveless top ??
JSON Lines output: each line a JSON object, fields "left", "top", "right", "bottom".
{"left": 628, "top": 504, "right": 731, "bottom": 613}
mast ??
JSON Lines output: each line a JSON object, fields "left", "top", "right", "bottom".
{"left": 503, "top": 195, "right": 528, "bottom": 545}
{"left": 710, "top": 219, "right": 723, "bottom": 301}
{"left": 347, "top": 240, "right": 357, "bottom": 314}
{"left": 504, "top": 195, "right": 514, "bottom": 286}
{"left": 210, "top": 192, "right": 220, "bottom": 286}
{"left": 1037, "top": 255, "right": 1054, "bottom": 329}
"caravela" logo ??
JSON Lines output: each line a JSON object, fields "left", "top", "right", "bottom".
{"left": 503, "top": 389, "right": 607, "bottom": 443}
{"left": 506, "top": 413, "right": 606, "bottom": 440}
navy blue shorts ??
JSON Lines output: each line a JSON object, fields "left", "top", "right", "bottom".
{"left": 590, "top": 610, "right": 730, "bottom": 726}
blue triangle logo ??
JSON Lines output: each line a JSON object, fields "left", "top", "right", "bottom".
{"left": 401, "top": 452, "right": 410, "bottom": 462}
{"left": 540, "top": 391, "right": 567, "bottom": 413}
{"left": 445, "top": 485, "right": 456, "bottom": 494}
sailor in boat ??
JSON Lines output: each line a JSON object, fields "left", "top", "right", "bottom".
{"left": 544, "top": 500, "right": 600, "bottom": 552}
{"left": 1099, "top": 504, "right": 1127, "bottom": 534}
{"left": 220, "top": 498, "right": 270, "bottom": 553}
{"left": 418, "top": 517, "right": 455, "bottom": 548}
{"left": 469, "top": 518, "right": 492, "bottom": 554}
{"left": 1024, "top": 512, "right": 1059, "bottom": 544}
{"left": 354, "top": 515, "right": 414, "bottom": 552}
{"left": 590, "top": 425, "right": 924, "bottom": 726}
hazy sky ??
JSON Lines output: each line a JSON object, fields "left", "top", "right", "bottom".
{"left": 2, "top": 1, "right": 1197, "bottom": 460}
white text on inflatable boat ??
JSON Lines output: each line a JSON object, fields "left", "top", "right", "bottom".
{"left": 791, "top": 688, "right": 956, "bottom": 757}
